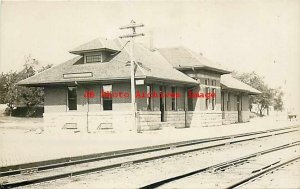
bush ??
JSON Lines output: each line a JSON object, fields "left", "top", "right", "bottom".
{"left": 4, "top": 106, "right": 44, "bottom": 117}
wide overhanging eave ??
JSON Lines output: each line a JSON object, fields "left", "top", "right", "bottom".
{"left": 69, "top": 48, "right": 120, "bottom": 55}
{"left": 222, "top": 85, "right": 261, "bottom": 95}
{"left": 175, "top": 66, "right": 231, "bottom": 74}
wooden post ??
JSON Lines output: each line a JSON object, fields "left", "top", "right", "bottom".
{"left": 119, "top": 20, "right": 144, "bottom": 133}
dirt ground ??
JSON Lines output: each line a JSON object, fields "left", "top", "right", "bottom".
{"left": 0, "top": 112, "right": 299, "bottom": 167}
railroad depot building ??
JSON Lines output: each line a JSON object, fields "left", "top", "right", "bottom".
{"left": 18, "top": 37, "right": 260, "bottom": 132}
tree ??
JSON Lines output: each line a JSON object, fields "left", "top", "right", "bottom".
{"left": 273, "top": 88, "right": 284, "bottom": 111}
{"left": 0, "top": 71, "right": 19, "bottom": 116}
{"left": 232, "top": 71, "right": 283, "bottom": 117}
{"left": 0, "top": 73, "right": 7, "bottom": 104}
{"left": 15, "top": 68, "right": 42, "bottom": 116}
{"left": 0, "top": 55, "right": 52, "bottom": 116}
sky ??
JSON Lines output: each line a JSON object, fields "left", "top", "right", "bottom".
{"left": 0, "top": 0, "right": 299, "bottom": 112}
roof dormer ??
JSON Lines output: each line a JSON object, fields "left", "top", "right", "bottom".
{"left": 70, "top": 37, "right": 122, "bottom": 64}
{"left": 69, "top": 37, "right": 121, "bottom": 55}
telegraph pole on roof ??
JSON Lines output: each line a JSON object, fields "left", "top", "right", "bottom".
{"left": 119, "top": 20, "right": 144, "bottom": 133}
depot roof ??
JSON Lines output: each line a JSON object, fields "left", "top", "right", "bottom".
{"left": 18, "top": 38, "right": 198, "bottom": 86}
{"left": 159, "top": 47, "right": 231, "bottom": 74}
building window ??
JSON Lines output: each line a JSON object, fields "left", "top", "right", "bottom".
{"left": 205, "top": 87, "right": 209, "bottom": 110}
{"left": 204, "top": 79, "right": 209, "bottom": 85}
{"left": 212, "top": 88, "right": 216, "bottom": 110}
{"left": 86, "top": 54, "right": 102, "bottom": 63}
{"left": 102, "top": 85, "right": 112, "bottom": 110}
{"left": 146, "top": 85, "right": 152, "bottom": 110}
{"left": 211, "top": 80, "right": 217, "bottom": 86}
{"left": 67, "top": 87, "right": 77, "bottom": 110}
{"left": 227, "top": 92, "right": 231, "bottom": 111}
{"left": 171, "top": 87, "right": 177, "bottom": 111}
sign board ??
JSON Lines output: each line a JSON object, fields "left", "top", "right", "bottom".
{"left": 136, "top": 79, "right": 144, "bottom": 85}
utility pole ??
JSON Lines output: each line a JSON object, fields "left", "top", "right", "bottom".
{"left": 119, "top": 20, "right": 144, "bottom": 133}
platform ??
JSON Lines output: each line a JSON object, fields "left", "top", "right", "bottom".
{"left": 0, "top": 115, "right": 299, "bottom": 168}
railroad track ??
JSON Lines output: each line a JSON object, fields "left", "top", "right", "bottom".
{"left": 225, "top": 155, "right": 300, "bottom": 189}
{"left": 0, "top": 125, "right": 299, "bottom": 188}
{"left": 139, "top": 140, "right": 300, "bottom": 189}
{"left": 1, "top": 125, "right": 298, "bottom": 175}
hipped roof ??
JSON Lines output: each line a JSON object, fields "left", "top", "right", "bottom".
{"left": 159, "top": 47, "right": 231, "bottom": 74}
{"left": 18, "top": 36, "right": 260, "bottom": 95}
{"left": 18, "top": 38, "right": 198, "bottom": 86}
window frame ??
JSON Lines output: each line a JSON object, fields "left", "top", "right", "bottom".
{"left": 146, "top": 85, "right": 152, "bottom": 111}
{"left": 205, "top": 87, "right": 210, "bottom": 110}
{"left": 67, "top": 86, "right": 77, "bottom": 111}
{"left": 212, "top": 88, "right": 216, "bottom": 110}
{"left": 211, "top": 79, "right": 217, "bottom": 86}
{"left": 204, "top": 79, "right": 210, "bottom": 85}
{"left": 102, "top": 84, "right": 113, "bottom": 111}
{"left": 86, "top": 54, "right": 102, "bottom": 63}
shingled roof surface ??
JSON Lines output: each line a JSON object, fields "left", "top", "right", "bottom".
{"left": 18, "top": 38, "right": 198, "bottom": 86}
{"left": 158, "top": 47, "right": 231, "bottom": 74}
{"left": 221, "top": 74, "right": 261, "bottom": 94}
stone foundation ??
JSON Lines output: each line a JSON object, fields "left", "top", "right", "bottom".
{"left": 222, "top": 111, "right": 238, "bottom": 125}
{"left": 44, "top": 110, "right": 227, "bottom": 132}
{"left": 88, "top": 112, "right": 132, "bottom": 132}
{"left": 138, "top": 111, "right": 161, "bottom": 130}
{"left": 165, "top": 111, "right": 186, "bottom": 128}
{"left": 186, "top": 111, "right": 222, "bottom": 127}
{"left": 44, "top": 112, "right": 132, "bottom": 132}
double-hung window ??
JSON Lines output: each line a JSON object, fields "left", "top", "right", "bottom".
{"left": 212, "top": 88, "right": 216, "bottom": 110}
{"left": 205, "top": 87, "right": 210, "bottom": 110}
{"left": 102, "top": 85, "right": 112, "bottom": 110}
{"left": 204, "top": 79, "right": 209, "bottom": 85}
{"left": 211, "top": 80, "right": 217, "bottom": 86}
{"left": 146, "top": 85, "right": 152, "bottom": 110}
{"left": 67, "top": 87, "right": 77, "bottom": 110}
